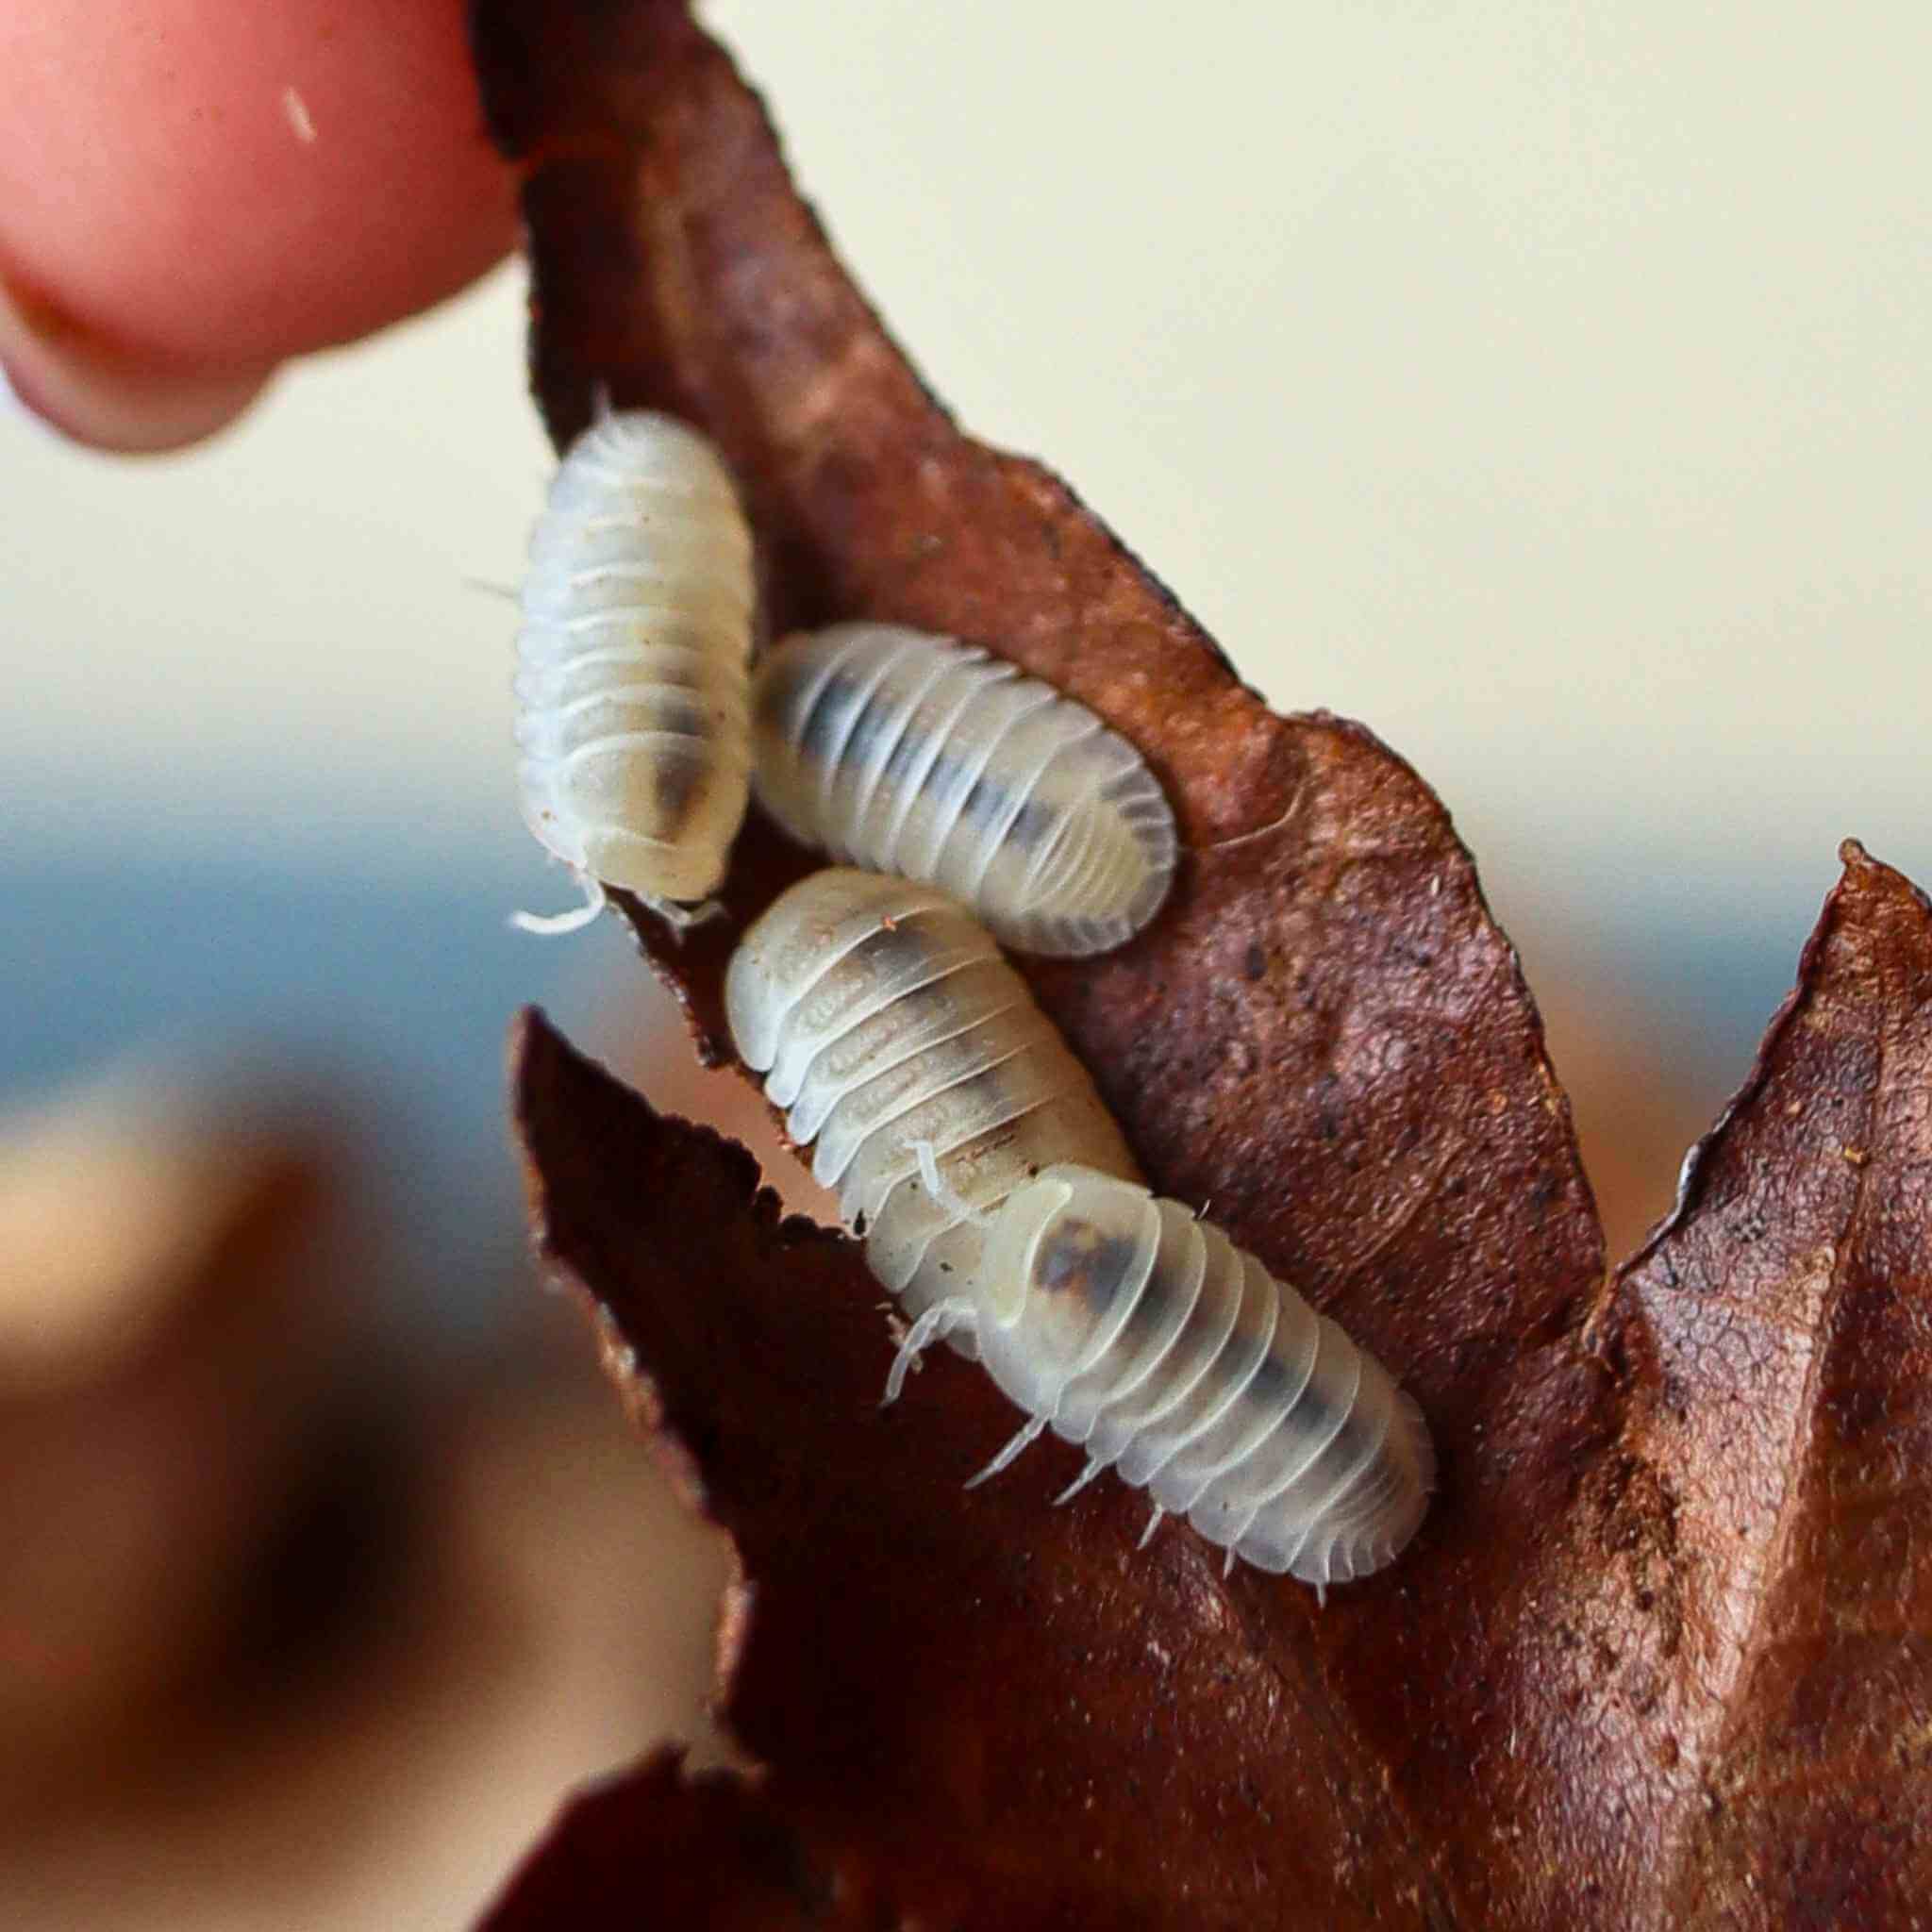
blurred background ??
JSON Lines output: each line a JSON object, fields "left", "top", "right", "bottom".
{"left": 2, "top": 2, "right": 1926, "bottom": 1923}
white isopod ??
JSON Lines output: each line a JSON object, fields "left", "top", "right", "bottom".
{"left": 751, "top": 625, "right": 1177, "bottom": 957}
{"left": 512, "top": 408, "right": 756, "bottom": 933}
{"left": 724, "top": 868, "right": 1141, "bottom": 1334}
{"left": 893, "top": 1165, "right": 1435, "bottom": 1588}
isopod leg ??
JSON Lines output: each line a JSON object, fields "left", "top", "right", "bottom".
{"left": 642, "top": 894, "right": 727, "bottom": 942}
{"left": 912, "top": 1139, "right": 992, "bottom": 1228}
{"left": 510, "top": 872, "right": 608, "bottom": 936}
{"left": 1137, "top": 1505, "right": 1165, "bottom": 1550}
{"left": 882, "top": 1296, "right": 978, "bottom": 1406}
{"left": 1053, "top": 1457, "right": 1106, "bottom": 1506}
{"left": 963, "top": 1413, "right": 1049, "bottom": 1490}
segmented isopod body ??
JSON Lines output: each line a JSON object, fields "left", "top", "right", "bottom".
{"left": 724, "top": 869, "right": 1141, "bottom": 1330}
{"left": 513, "top": 408, "right": 755, "bottom": 920}
{"left": 958, "top": 1165, "right": 1434, "bottom": 1585}
{"left": 751, "top": 625, "right": 1177, "bottom": 956}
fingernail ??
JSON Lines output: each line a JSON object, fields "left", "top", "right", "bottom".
{"left": 0, "top": 272, "right": 274, "bottom": 454}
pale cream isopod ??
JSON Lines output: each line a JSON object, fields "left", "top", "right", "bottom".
{"left": 724, "top": 868, "right": 1141, "bottom": 1334}
{"left": 513, "top": 408, "right": 755, "bottom": 933}
{"left": 751, "top": 624, "right": 1177, "bottom": 956}
{"left": 893, "top": 1164, "right": 1436, "bottom": 1589}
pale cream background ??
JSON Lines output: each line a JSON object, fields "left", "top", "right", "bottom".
{"left": 4, "top": 0, "right": 1928, "bottom": 977}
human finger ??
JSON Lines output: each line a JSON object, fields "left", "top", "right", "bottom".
{"left": 0, "top": 0, "right": 520, "bottom": 451}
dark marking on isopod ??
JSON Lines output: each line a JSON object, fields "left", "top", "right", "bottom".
{"left": 752, "top": 626, "right": 1177, "bottom": 957}
{"left": 1034, "top": 1223, "right": 1141, "bottom": 1311}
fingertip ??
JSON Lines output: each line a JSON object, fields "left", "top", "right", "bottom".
{"left": 0, "top": 0, "right": 521, "bottom": 447}
{"left": 0, "top": 271, "right": 274, "bottom": 454}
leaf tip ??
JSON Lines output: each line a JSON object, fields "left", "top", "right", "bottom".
{"left": 1828, "top": 838, "right": 1932, "bottom": 941}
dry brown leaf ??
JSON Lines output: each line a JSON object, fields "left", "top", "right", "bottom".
{"left": 472, "top": 4, "right": 1932, "bottom": 1923}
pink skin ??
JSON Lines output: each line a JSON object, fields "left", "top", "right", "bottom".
{"left": 0, "top": 0, "right": 520, "bottom": 450}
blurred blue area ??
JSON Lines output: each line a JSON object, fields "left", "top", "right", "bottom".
{"left": 0, "top": 622, "right": 1883, "bottom": 1368}
{"left": 3, "top": 824, "right": 1840, "bottom": 1313}
{"left": 2, "top": 843, "right": 638, "bottom": 1347}
{"left": 1498, "top": 838, "right": 1840, "bottom": 1074}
